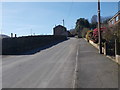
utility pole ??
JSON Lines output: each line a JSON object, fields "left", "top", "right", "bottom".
{"left": 63, "top": 19, "right": 65, "bottom": 27}
{"left": 11, "top": 33, "right": 13, "bottom": 38}
{"left": 98, "top": 0, "right": 102, "bottom": 54}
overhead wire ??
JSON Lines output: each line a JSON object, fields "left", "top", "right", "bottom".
{"left": 65, "top": 0, "right": 74, "bottom": 28}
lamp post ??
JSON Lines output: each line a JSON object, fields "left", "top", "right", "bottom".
{"left": 98, "top": 0, "right": 102, "bottom": 54}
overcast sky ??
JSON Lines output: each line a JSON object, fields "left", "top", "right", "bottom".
{"left": 1, "top": 2, "right": 119, "bottom": 36}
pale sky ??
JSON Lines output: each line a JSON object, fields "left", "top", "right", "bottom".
{"left": 1, "top": 2, "right": 119, "bottom": 36}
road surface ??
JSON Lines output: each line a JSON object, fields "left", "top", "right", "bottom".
{"left": 77, "top": 39, "right": 119, "bottom": 88}
{"left": 2, "top": 38, "right": 79, "bottom": 88}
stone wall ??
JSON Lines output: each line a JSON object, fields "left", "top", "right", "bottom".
{"left": 2, "top": 35, "right": 67, "bottom": 55}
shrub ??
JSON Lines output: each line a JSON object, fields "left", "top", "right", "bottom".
{"left": 81, "top": 28, "right": 90, "bottom": 38}
{"left": 86, "top": 30, "right": 93, "bottom": 42}
{"left": 92, "top": 27, "right": 106, "bottom": 43}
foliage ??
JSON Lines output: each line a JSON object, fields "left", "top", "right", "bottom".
{"left": 102, "top": 24, "right": 120, "bottom": 42}
{"left": 102, "top": 27, "right": 115, "bottom": 42}
{"left": 92, "top": 27, "right": 106, "bottom": 43}
{"left": 75, "top": 18, "right": 90, "bottom": 31}
{"left": 90, "top": 23, "right": 97, "bottom": 30}
{"left": 114, "top": 23, "right": 120, "bottom": 43}
{"left": 74, "top": 15, "right": 115, "bottom": 40}
{"left": 101, "top": 16, "right": 112, "bottom": 24}
{"left": 102, "top": 23, "right": 120, "bottom": 55}
{"left": 67, "top": 31, "right": 75, "bottom": 37}
{"left": 69, "top": 29, "right": 77, "bottom": 36}
{"left": 86, "top": 30, "right": 93, "bottom": 42}
{"left": 90, "top": 15, "right": 98, "bottom": 30}
{"left": 91, "top": 15, "right": 97, "bottom": 24}
{"left": 92, "top": 25, "right": 119, "bottom": 44}
{"left": 90, "top": 15, "right": 112, "bottom": 30}
{"left": 75, "top": 18, "right": 90, "bottom": 37}
{"left": 81, "top": 28, "right": 90, "bottom": 38}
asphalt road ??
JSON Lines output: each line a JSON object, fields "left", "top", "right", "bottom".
{"left": 77, "top": 39, "right": 119, "bottom": 88}
{"left": 2, "top": 38, "right": 79, "bottom": 88}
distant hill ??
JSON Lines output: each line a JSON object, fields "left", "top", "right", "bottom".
{"left": 0, "top": 34, "right": 10, "bottom": 39}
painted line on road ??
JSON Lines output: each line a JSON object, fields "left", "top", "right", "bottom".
{"left": 73, "top": 46, "right": 79, "bottom": 89}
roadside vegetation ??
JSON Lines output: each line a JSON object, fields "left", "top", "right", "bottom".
{"left": 69, "top": 14, "right": 120, "bottom": 56}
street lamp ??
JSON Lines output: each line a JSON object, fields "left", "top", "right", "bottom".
{"left": 98, "top": 0, "right": 102, "bottom": 54}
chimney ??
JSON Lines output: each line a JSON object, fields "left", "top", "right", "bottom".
{"left": 15, "top": 34, "right": 17, "bottom": 38}
{"left": 11, "top": 33, "right": 13, "bottom": 38}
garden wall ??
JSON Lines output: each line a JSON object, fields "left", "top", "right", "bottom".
{"left": 86, "top": 39, "right": 120, "bottom": 65}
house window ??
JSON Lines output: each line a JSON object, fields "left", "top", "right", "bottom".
{"left": 116, "top": 16, "right": 119, "bottom": 21}
{"left": 112, "top": 20, "right": 114, "bottom": 24}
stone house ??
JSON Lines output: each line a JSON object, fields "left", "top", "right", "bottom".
{"left": 53, "top": 25, "right": 68, "bottom": 36}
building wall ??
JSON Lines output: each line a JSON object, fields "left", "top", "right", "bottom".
{"left": 53, "top": 25, "right": 67, "bottom": 36}
{"left": 108, "top": 11, "right": 120, "bottom": 27}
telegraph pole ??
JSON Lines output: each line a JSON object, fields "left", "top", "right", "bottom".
{"left": 98, "top": 0, "right": 102, "bottom": 54}
{"left": 63, "top": 19, "right": 65, "bottom": 27}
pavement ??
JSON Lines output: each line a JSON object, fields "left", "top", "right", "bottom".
{"left": 2, "top": 38, "right": 79, "bottom": 88}
{"left": 76, "top": 38, "right": 119, "bottom": 88}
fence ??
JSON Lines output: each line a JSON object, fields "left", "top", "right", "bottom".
{"left": 105, "top": 40, "right": 120, "bottom": 56}
{"left": 104, "top": 41, "right": 115, "bottom": 56}
{"left": 88, "top": 39, "right": 120, "bottom": 64}
{"left": 116, "top": 41, "right": 120, "bottom": 55}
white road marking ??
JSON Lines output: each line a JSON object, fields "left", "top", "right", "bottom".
{"left": 73, "top": 46, "right": 79, "bottom": 89}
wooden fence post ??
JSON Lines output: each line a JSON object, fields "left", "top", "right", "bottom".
{"left": 104, "top": 42, "right": 108, "bottom": 55}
